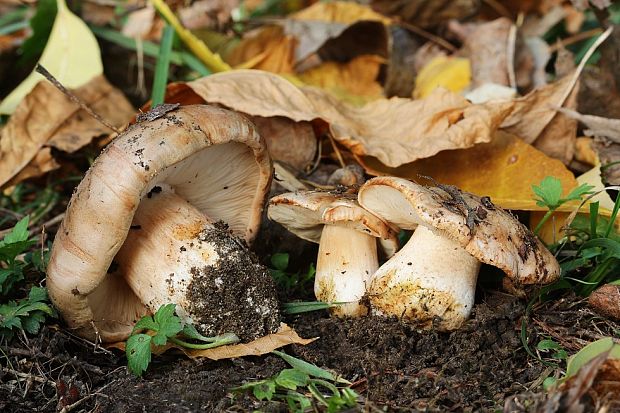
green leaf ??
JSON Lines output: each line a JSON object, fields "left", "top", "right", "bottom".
{"left": 272, "top": 351, "right": 336, "bottom": 381}
{"left": 252, "top": 380, "right": 276, "bottom": 400}
{"left": 1, "top": 216, "right": 30, "bottom": 245}
{"left": 285, "top": 391, "right": 312, "bottom": 412}
{"left": 126, "top": 334, "right": 152, "bottom": 377}
{"left": 19, "top": 0, "right": 57, "bottom": 64}
{"left": 275, "top": 369, "right": 309, "bottom": 390}
{"left": 132, "top": 315, "right": 159, "bottom": 334}
{"left": 565, "top": 337, "right": 620, "bottom": 379}
{"left": 537, "top": 339, "right": 561, "bottom": 351}
{"left": 28, "top": 286, "right": 48, "bottom": 302}
{"left": 283, "top": 301, "right": 343, "bottom": 314}
{"left": 270, "top": 253, "right": 289, "bottom": 271}
{"left": 564, "top": 183, "right": 594, "bottom": 202}
{"left": 542, "top": 376, "right": 558, "bottom": 391}
{"left": 532, "top": 177, "right": 563, "bottom": 209}
{"left": 152, "top": 303, "right": 182, "bottom": 345}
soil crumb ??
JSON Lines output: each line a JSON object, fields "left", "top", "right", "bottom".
{"left": 186, "top": 221, "right": 281, "bottom": 342}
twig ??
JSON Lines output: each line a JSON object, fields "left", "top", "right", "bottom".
{"left": 549, "top": 28, "right": 603, "bottom": 52}
{"left": 507, "top": 23, "right": 517, "bottom": 89}
{"left": 555, "top": 26, "right": 613, "bottom": 109}
{"left": 328, "top": 135, "right": 346, "bottom": 168}
{"left": 0, "top": 212, "right": 64, "bottom": 238}
{"left": 58, "top": 380, "right": 116, "bottom": 413}
{"left": 1, "top": 367, "right": 55, "bottom": 386}
{"left": 35, "top": 65, "right": 121, "bottom": 134}
{"left": 398, "top": 21, "right": 457, "bottom": 53}
{"left": 482, "top": 0, "right": 512, "bottom": 18}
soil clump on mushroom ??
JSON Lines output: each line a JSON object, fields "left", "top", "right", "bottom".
{"left": 185, "top": 222, "right": 281, "bottom": 341}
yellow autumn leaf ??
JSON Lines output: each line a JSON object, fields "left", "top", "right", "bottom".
{"left": 358, "top": 131, "right": 577, "bottom": 211}
{"left": 292, "top": 1, "right": 390, "bottom": 24}
{"left": 414, "top": 56, "right": 471, "bottom": 99}
{"left": 0, "top": 0, "right": 103, "bottom": 114}
{"left": 297, "top": 54, "right": 385, "bottom": 105}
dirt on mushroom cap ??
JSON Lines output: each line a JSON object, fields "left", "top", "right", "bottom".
{"left": 185, "top": 222, "right": 281, "bottom": 342}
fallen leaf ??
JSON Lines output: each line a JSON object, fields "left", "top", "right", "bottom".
{"left": 413, "top": 55, "right": 471, "bottom": 98}
{"left": 358, "top": 131, "right": 578, "bottom": 211}
{"left": 248, "top": 115, "right": 317, "bottom": 172}
{"left": 108, "top": 323, "right": 316, "bottom": 360}
{"left": 3, "top": 148, "right": 59, "bottom": 188}
{"left": 556, "top": 107, "right": 620, "bottom": 143}
{"left": 121, "top": 5, "right": 157, "bottom": 40}
{"left": 501, "top": 73, "right": 575, "bottom": 144}
{"left": 293, "top": 1, "right": 389, "bottom": 24}
{"left": 182, "top": 70, "right": 512, "bottom": 167}
{"left": 0, "top": 75, "right": 135, "bottom": 187}
{"left": 178, "top": 0, "right": 238, "bottom": 30}
{"left": 226, "top": 26, "right": 296, "bottom": 73}
{"left": 185, "top": 323, "right": 315, "bottom": 359}
{"left": 0, "top": 0, "right": 103, "bottom": 114}
{"left": 589, "top": 284, "right": 620, "bottom": 321}
{"left": 297, "top": 54, "right": 385, "bottom": 104}
{"left": 533, "top": 82, "right": 579, "bottom": 164}
{"left": 370, "top": 0, "right": 479, "bottom": 29}
{"left": 383, "top": 26, "right": 421, "bottom": 98}
{"left": 574, "top": 137, "right": 597, "bottom": 166}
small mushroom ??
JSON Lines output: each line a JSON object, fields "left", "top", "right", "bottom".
{"left": 47, "top": 105, "right": 279, "bottom": 342}
{"left": 268, "top": 189, "right": 398, "bottom": 317}
{"left": 358, "top": 176, "right": 560, "bottom": 330}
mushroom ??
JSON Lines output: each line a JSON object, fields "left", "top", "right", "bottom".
{"left": 268, "top": 189, "right": 398, "bottom": 317}
{"left": 47, "top": 105, "right": 279, "bottom": 342}
{"left": 357, "top": 176, "right": 560, "bottom": 330}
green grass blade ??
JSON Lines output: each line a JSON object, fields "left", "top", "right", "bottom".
{"left": 151, "top": 24, "right": 175, "bottom": 107}
{"left": 604, "top": 191, "right": 620, "bottom": 238}
{"left": 282, "top": 301, "right": 346, "bottom": 314}
{"left": 590, "top": 201, "right": 599, "bottom": 238}
{"left": 0, "top": 20, "right": 28, "bottom": 36}
{"left": 0, "top": 7, "right": 27, "bottom": 28}
{"left": 272, "top": 351, "right": 336, "bottom": 381}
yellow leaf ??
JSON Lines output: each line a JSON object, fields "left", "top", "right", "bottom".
{"left": 414, "top": 56, "right": 471, "bottom": 99}
{"left": 292, "top": 1, "right": 390, "bottom": 24}
{"left": 297, "top": 54, "right": 385, "bottom": 105}
{"left": 0, "top": 0, "right": 103, "bottom": 114}
{"left": 358, "top": 131, "right": 578, "bottom": 211}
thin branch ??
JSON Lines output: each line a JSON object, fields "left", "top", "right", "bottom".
{"left": 507, "top": 23, "right": 517, "bottom": 89}
{"left": 35, "top": 65, "right": 121, "bottom": 134}
{"left": 398, "top": 21, "right": 457, "bottom": 53}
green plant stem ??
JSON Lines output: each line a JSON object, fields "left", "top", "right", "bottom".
{"left": 168, "top": 334, "right": 239, "bottom": 349}
{"left": 534, "top": 208, "right": 556, "bottom": 235}
{"left": 150, "top": 24, "right": 175, "bottom": 107}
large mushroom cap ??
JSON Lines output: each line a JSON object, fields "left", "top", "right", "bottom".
{"left": 358, "top": 176, "right": 560, "bottom": 285}
{"left": 47, "top": 105, "right": 272, "bottom": 341}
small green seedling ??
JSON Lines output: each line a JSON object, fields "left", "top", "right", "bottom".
{"left": 536, "top": 338, "right": 568, "bottom": 362}
{"left": 0, "top": 216, "right": 37, "bottom": 294}
{"left": 269, "top": 252, "right": 316, "bottom": 295}
{"left": 532, "top": 176, "right": 594, "bottom": 234}
{"left": 233, "top": 351, "right": 358, "bottom": 413}
{"left": 126, "top": 303, "right": 239, "bottom": 377}
{"left": 0, "top": 286, "right": 54, "bottom": 339}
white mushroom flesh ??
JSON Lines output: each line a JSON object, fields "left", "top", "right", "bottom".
{"left": 114, "top": 188, "right": 219, "bottom": 325}
{"left": 369, "top": 225, "right": 480, "bottom": 330}
{"left": 315, "top": 225, "right": 378, "bottom": 317}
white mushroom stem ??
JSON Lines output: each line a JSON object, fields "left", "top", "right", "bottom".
{"left": 114, "top": 189, "right": 218, "bottom": 325}
{"left": 315, "top": 225, "right": 378, "bottom": 317}
{"left": 369, "top": 225, "right": 480, "bottom": 331}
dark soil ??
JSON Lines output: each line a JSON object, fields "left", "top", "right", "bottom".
{"left": 4, "top": 287, "right": 617, "bottom": 413}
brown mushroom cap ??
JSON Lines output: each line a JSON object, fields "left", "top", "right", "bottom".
{"left": 358, "top": 176, "right": 560, "bottom": 285}
{"left": 46, "top": 105, "right": 272, "bottom": 341}
{"left": 268, "top": 189, "right": 398, "bottom": 250}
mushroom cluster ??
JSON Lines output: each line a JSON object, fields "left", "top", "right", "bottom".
{"left": 269, "top": 177, "right": 560, "bottom": 330}
{"left": 47, "top": 105, "right": 280, "bottom": 342}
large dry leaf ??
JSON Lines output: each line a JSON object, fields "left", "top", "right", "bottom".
{"left": 108, "top": 323, "right": 315, "bottom": 360}
{"left": 0, "top": 0, "right": 103, "bottom": 114}
{"left": 358, "top": 131, "right": 578, "bottom": 211}
{"left": 226, "top": 26, "right": 296, "bottom": 73}
{"left": 556, "top": 107, "right": 620, "bottom": 142}
{"left": 183, "top": 70, "right": 512, "bottom": 167}
{"left": 413, "top": 56, "right": 471, "bottom": 98}
{"left": 0, "top": 76, "right": 134, "bottom": 187}
{"left": 501, "top": 73, "right": 575, "bottom": 144}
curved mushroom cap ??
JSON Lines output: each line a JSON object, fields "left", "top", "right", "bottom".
{"left": 47, "top": 105, "right": 272, "bottom": 341}
{"left": 268, "top": 189, "right": 398, "bottom": 252}
{"left": 358, "top": 177, "right": 560, "bottom": 285}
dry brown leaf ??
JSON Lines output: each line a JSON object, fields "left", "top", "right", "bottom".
{"left": 179, "top": 0, "right": 238, "bottom": 30}
{"left": 248, "top": 116, "right": 317, "bottom": 172}
{"left": 589, "top": 284, "right": 620, "bottom": 321}
{"left": 107, "top": 323, "right": 315, "bottom": 360}
{"left": 293, "top": 1, "right": 389, "bottom": 24}
{"left": 0, "top": 75, "right": 134, "bottom": 187}
{"left": 183, "top": 70, "right": 512, "bottom": 167}
{"left": 556, "top": 107, "right": 620, "bottom": 142}
{"left": 358, "top": 131, "right": 578, "bottom": 211}
{"left": 501, "top": 73, "right": 575, "bottom": 144}
{"left": 371, "top": 0, "right": 478, "bottom": 29}
{"left": 533, "top": 81, "right": 579, "bottom": 164}
{"left": 226, "top": 26, "right": 296, "bottom": 73}
{"left": 121, "top": 6, "right": 156, "bottom": 39}
{"left": 3, "top": 149, "right": 60, "bottom": 188}
{"left": 383, "top": 26, "right": 420, "bottom": 98}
